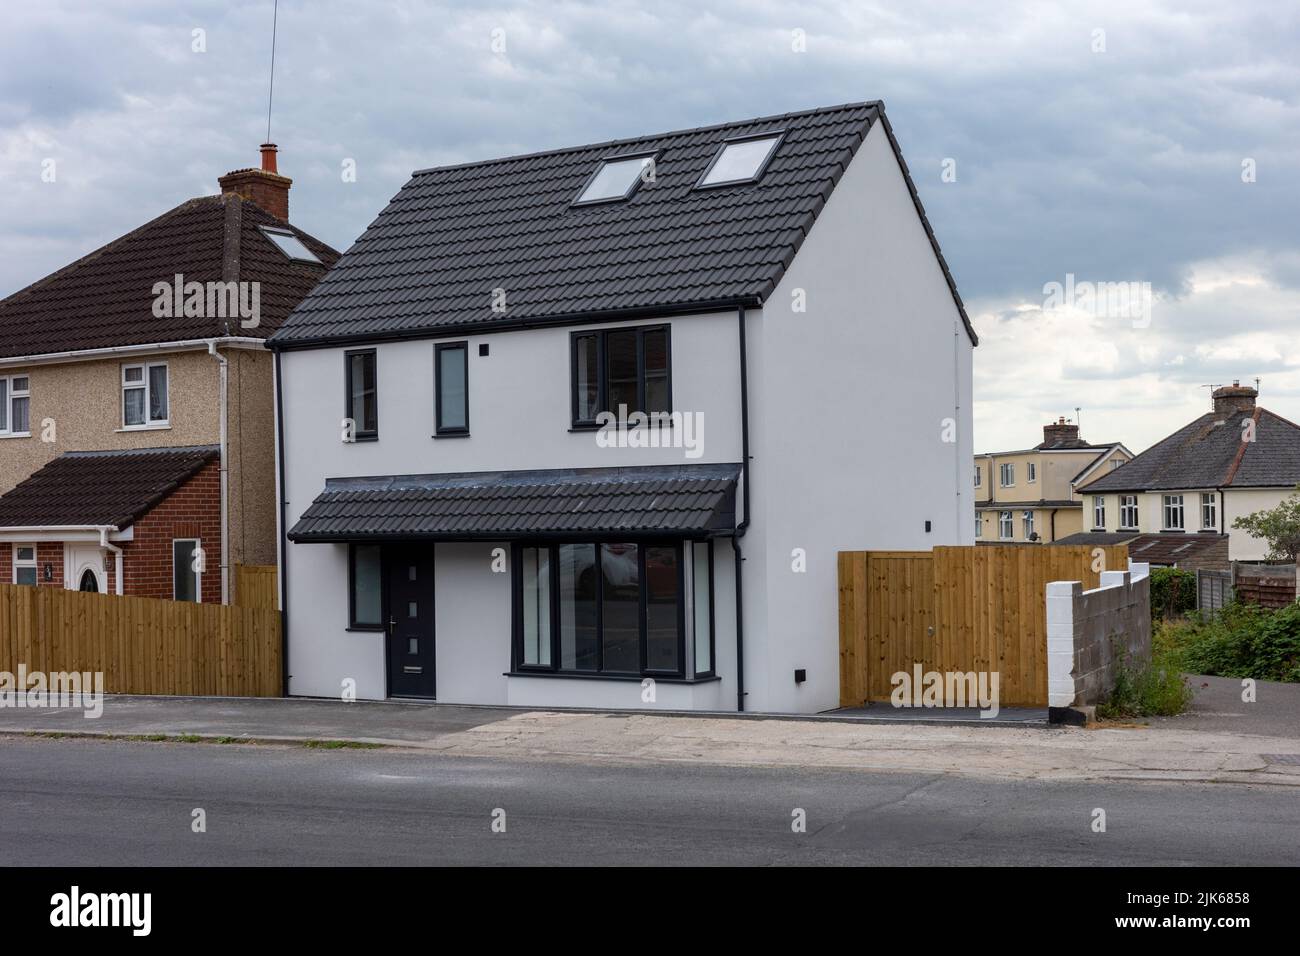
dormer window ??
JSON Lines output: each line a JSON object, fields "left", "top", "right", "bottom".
{"left": 260, "top": 226, "right": 321, "bottom": 263}
{"left": 573, "top": 153, "right": 656, "bottom": 206}
{"left": 696, "top": 132, "right": 783, "bottom": 188}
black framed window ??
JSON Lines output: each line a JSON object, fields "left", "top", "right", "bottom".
{"left": 435, "top": 342, "right": 469, "bottom": 435}
{"left": 349, "top": 544, "right": 383, "bottom": 629}
{"left": 345, "top": 349, "right": 378, "bottom": 441}
{"left": 514, "top": 540, "right": 685, "bottom": 678}
{"left": 570, "top": 325, "right": 671, "bottom": 427}
{"left": 691, "top": 540, "right": 714, "bottom": 678}
{"left": 173, "top": 539, "right": 200, "bottom": 603}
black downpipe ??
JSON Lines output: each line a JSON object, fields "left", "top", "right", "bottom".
{"left": 274, "top": 349, "right": 291, "bottom": 696}
{"left": 734, "top": 306, "right": 752, "bottom": 712}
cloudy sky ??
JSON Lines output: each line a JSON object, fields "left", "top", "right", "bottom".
{"left": 1, "top": 0, "right": 1297, "bottom": 453}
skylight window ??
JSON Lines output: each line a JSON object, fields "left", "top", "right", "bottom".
{"left": 261, "top": 227, "right": 321, "bottom": 263}
{"left": 573, "top": 153, "right": 656, "bottom": 205}
{"left": 697, "top": 133, "right": 784, "bottom": 188}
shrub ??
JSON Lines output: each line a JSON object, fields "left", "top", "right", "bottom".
{"left": 1156, "top": 601, "right": 1300, "bottom": 683}
{"left": 1149, "top": 567, "right": 1197, "bottom": 621}
{"left": 1098, "top": 650, "right": 1194, "bottom": 718}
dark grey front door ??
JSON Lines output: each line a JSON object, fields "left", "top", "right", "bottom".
{"left": 386, "top": 547, "right": 436, "bottom": 698}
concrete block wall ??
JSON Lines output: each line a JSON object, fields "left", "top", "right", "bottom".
{"left": 1047, "top": 561, "right": 1152, "bottom": 708}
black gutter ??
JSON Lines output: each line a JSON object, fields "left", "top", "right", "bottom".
{"left": 274, "top": 349, "right": 291, "bottom": 697}
{"left": 267, "top": 295, "right": 763, "bottom": 353}
{"left": 733, "top": 305, "right": 752, "bottom": 712}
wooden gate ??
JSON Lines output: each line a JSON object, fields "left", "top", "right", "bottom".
{"left": 838, "top": 544, "right": 1127, "bottom": 707}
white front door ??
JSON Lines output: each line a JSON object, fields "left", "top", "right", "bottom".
{"left": 64, "top": 543, "right": 107, "bottom": 593}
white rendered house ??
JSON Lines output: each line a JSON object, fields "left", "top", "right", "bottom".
{"left": 270, "top": 101, "right": 976, "bottom": 714}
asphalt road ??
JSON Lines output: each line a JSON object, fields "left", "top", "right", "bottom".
{"left": 2, "top": 737, "right": 1297, "bottom": 866}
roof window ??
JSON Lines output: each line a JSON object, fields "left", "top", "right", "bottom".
{"left": 573, "top": 153, "right": 656, "bottom": 205}
{"left": 696, "top": 132, "right": 784, "bottom": 188}
{"left": 260, "top": 226, "right": 321, "bottom": 263}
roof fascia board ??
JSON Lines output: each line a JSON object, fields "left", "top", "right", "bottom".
{"left": 0, "top": 525, "right": 132, "bottom": 542}
{"left": 0, "top": 337, "right": 266, "bottom": 369}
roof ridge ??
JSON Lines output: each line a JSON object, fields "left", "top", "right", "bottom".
{"left": 411, "top": 101, "right": 882, "bottom": 176}
{"left": 0, "top": 196, "right": 219, "bottom": 311}
{"left": 64, "top": 444, "right": 220, "bottom": 458}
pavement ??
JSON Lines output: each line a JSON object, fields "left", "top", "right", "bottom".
{"left": 2, "top": 678, "right": 1299, "bottom": 787}
{"left": 3, "top": 736, "right": 1298, "bottom": 865}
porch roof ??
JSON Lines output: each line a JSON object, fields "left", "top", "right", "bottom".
{"left": 0, "top": 445, "right": 219, "bottom": 531}
{"left": 287, "top": 463, "right": 741, "bottom": 542}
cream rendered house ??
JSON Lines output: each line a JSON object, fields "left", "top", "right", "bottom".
{"left": 1076, "top": 382, "right": 1300, "bottom": 563}
{"left": 0, "top": 146, "right": 337, "bottom": 602}
{"left": 974, "top": 419, "right": 1131, "bottom": 543}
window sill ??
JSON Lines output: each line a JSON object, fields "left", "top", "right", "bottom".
{"left": 504, "top": 670, "right": 720, "bottom": 685}
{"left": 432, "top": 432, "right": 470, "bottom": 439}
{"left": 346, "top": 625, "right": 385, "bottom": 633}
{"left": 0, "top": 432, "right": 31, "bottom": 440}
{"left": 116, "top": 423, "right": 171, "bottom": 433}
{"left": 344, "top": 436, "right": 379, "bottom": 444}
{"left": 1118, "top": 527, "right": 1139, "bottom": 532}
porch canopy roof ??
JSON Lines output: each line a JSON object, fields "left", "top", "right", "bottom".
{"left": 287, "top": 463, "right": 741, "bottom": 543}
{"left": 0, "top": 445, "right": 218, "bottom": 533}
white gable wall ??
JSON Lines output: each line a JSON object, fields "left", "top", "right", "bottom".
{"left": 743, "top": 120, "right": 975, "bottom": 713}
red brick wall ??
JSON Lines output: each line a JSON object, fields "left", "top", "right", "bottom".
{"left": 0, "top": 542, "right": 63, "bottom": 587}
{"left": 115, "top": 459, "right": 222, "bottom": 603}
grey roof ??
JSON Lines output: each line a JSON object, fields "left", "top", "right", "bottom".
{"left": 1053, "top": 531, "right": 1227, "bottom": 566}
{"left": 288, "top": 463, "right": 741, "bottom": 542}
{"left": 1083, "top": 407, "right": 1300, "bottom": 492}
{"left": 269, "top": 102, "right": 976, "bottom": 349}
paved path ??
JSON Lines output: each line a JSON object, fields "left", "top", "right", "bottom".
{"left": 2, "top": 686, "right": 1299, "bottom": 787}
{"left": 2, "top": 737, "right": 1297, "bottom": 866}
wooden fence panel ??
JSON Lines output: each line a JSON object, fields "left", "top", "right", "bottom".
{"left": 838, "top": 544, "right": 1128, "bottom": 707}
{"left": 0, "top": 584, "right": 281, "bottom": 697}
{"left": 234, "top": 565, "right": 279, "bottom": 610}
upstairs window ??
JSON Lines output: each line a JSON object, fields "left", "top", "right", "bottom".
{"left": 1201, "top": 492, "right": 1217, "bottom": 530}
{"left": 0, "top": 375, "right": 30, "bottom": 435}
{"left": 345, "top": 349, "right": 378, "bottom": 441}
{"left": 973, "top": 467, "right": 982, "bottom": 488}
{"left": 1093, "top": 495, "right": 1106, "bottom": 530}
{"left": 122, "top": 362, "right": 168, "bottom": 428}
{"left": 261, "top": 226, "right": 321, "bottom": 263}
{"left": 435, "top": 342, "right": 469, "bottom": 435}
{"left": 999, "top": 463, "right": 1015, "bottom": 487}
{"left": 1163, "top": 494, "right": 1185, "bottom": 531}
{"left": 697, "top": 132, "right": 783, "bottom": 188}
{"left": 571, "top": 325, "right": 670, "bottom": 427}
{"left": 1120, "top": 495, "right": 1139, "bottom": 529}
{"left": 573, "top": 152, "right": 657, "bottom": 206}
{"left": 1027, "top": 462, "right": 1037, "bottom": 483}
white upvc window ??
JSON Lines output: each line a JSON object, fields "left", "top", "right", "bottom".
{"left": 122, "top": 362, "right": 169, "bottom": 428}
{"left": 1201, "top": 492, "right": 1217, "bottom": 530}
{"left": 1120, "top": 495, "right": 1139, "bottom": 529}
{"left": 1027, "top": 462, "right": 1037, "bottom": 483}
{"left": 999, "top": 511, "right": 1013, "bottom": 540}
{"left": 0, "top": 374, "right": 31, "bottom": 436}
{"left": 1163, "top": 494, "right": 1185, "bottom": 530}
{"left": 1022, "top": 510, "right": 1035, "bottom": 539}
{"left": 974, "top": 467, "right": 982, "bottom": 489}
{"left": 12, "top": 544, "right": 37, "bottom": 586}
{"left": 1092, "top": 495, "right": 1106, "bottom": 530}
{"left": 975, "top": 511, "right": 983, "bottom": 537}
{"left": 999, "top": 463, "right": 1015, "bottom": 487}
{"left": 1111, "top": 458, "right": 1123, "bottom": 470}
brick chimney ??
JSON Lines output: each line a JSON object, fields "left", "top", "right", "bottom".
{"left": 1212, "top": 380, "right": 1257, "bottom": 416}
{"left": 1042, "top": 416, "right": 1080, "bottom": 447}
{"left": 218, "top": 144, "right": 291, "bottom": 220}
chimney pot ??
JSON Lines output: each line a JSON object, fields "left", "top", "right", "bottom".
{"left": 260, "top": 143, "right": 279, "bottom": 174}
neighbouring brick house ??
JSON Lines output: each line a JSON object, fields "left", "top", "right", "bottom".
{"left": 0, "top": 145, "right": 338, "bottom": 601}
